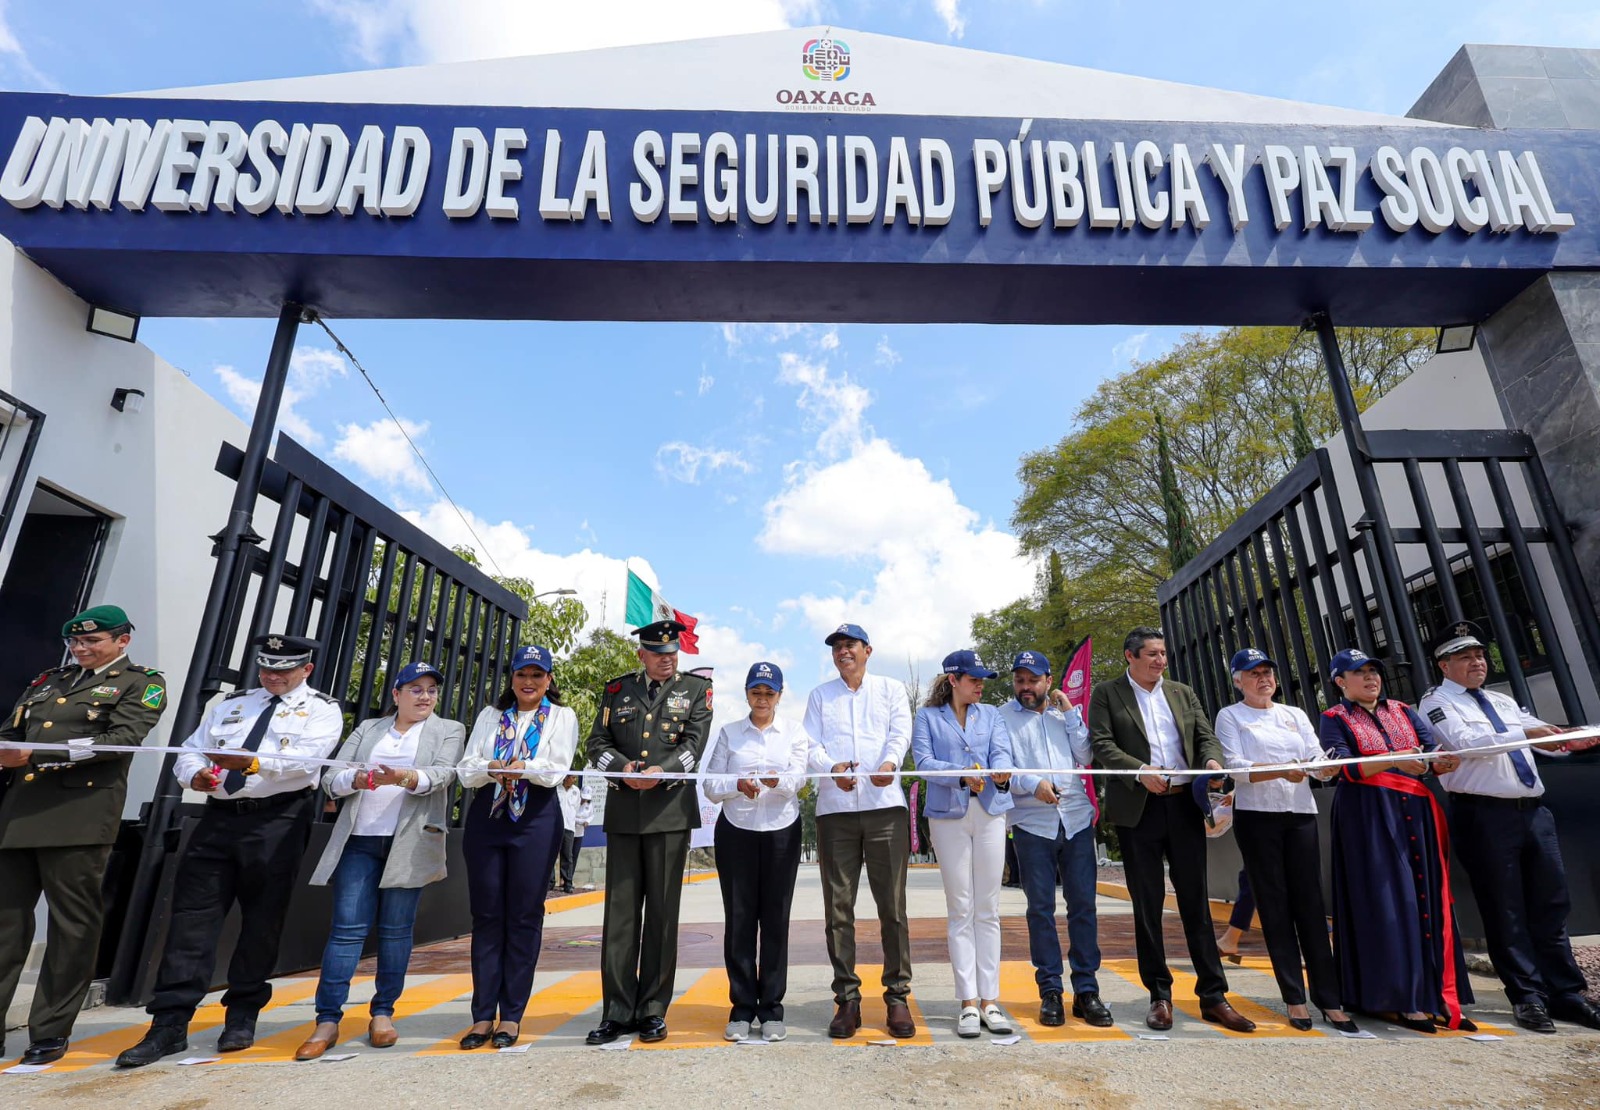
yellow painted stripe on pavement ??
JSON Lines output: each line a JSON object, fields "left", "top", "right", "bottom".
{"left": 413, "top": 969, "right": 604, "bottom": 1056}
{"left": 24, "top": 977, "right": 324, "bottom": 1073}
{"left": 632, "top": 968, "right": 733, "bottom": 1050}
{"left": 830, "top": 965, "right": 934, "bottom": 1047}
{"left": 996, "top": 962, "right": 1131, "bottom": 1042}
{"left": 1102, "top": 958, "right": 1314, "bottom": 1038}
{"left": 216, "top": 973, "right": 478, "bottom": 1063}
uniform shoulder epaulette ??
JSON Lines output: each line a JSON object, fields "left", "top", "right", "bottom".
{"left": 29, "top": 665, "right": 71, "bottom": 686}
{"left": 129, "top": 665, "right": 164, "bottom": 678}
{"left": 605, "top": 672, "right": 638, "bottom": 686}
{"left": 313, "top": 690, "right": 340, "bottom": 705}
{"left": 680, "top": 671, "right": 712, "bottom": 687}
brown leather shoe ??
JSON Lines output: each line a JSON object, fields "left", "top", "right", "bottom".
{"left": 828, "top": 1000, "right": 861, "bottom": 1039}
{"left": 294, "top": 1024, "right": 339, "bottom": 1061}
{"left": 886, "top": 1001, "right": 916, "bottom": 1039}
{"left": 1200, "top": 1000, "right": 1257, "bottom": 1033}
{"left": 368, "top": 1018, "right": 398, "bottom": 1048}
{"left": 1146, "top": 1000, "right": 1174, "bottom": 1031}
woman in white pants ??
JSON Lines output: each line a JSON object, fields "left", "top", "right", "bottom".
{"left": 912, "top": 650, "right": 1016, "bottom": 1037}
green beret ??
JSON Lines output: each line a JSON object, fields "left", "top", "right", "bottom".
{"left": 63, "top": 604, "right": 134, "bottom": 636}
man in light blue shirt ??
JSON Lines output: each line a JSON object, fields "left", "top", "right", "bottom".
{"left": 1001, "top": 651, "right": 1111, "bottom": 1028}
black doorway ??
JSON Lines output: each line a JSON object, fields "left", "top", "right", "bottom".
{"left": 0, "top": 485, "right": 111, "bottom": 698}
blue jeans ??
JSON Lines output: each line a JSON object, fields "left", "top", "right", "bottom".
{"left": 314, "top": 835, "right": 424, "bottom": 1024}
{"left": 1013, "top": 824, "right": 1101, "bottom": 997}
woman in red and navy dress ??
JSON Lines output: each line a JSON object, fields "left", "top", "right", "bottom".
{"left": 1317, "top": 648, "right": 1469, "bottom": 1034}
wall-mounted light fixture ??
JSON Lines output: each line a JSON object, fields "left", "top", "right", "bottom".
{"left": 110, "top": 387, "right": 146, "bottom": 414}
{"left": 86, "top": 304, "right": 140, "bottom": 343}
{"left": 1436, "top": 324, "right": 1478, "bottom": 354}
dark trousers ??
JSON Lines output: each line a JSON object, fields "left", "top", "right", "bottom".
{"left": 463, "top": 787, "right": 562, "bottom": 1024}
{"left": 816, "top": 806, "right": 912, "bottom": 1005}
{"left": 1229, "top": 868, "right": 1255, "bottom": 931}
{"left": 0, "top": 843, "right": 114, "bottom": 1039}
{"left": 1116, "top": 792, "right": 1228, "bottom": 1004}
{"left": 1452, "top": 796, "right": 1587, "bottom": 1006}
{"left": 601, "top": 828, "right": 692, "bottom": 1023}
{"left": 555, "top": 830, "right": 583, "bottom": 890}
{"left": 147, "top": 793, "right": 315, "bottom": 1025}
{"left": 1012, "top": 824, "right": 1101, "bottom": 997}
{"left": 1234, "top": 811, "right": 1341, "bottom": 1010}
{"left": 715, "top": 814, "right": 802, "bottom": 1022}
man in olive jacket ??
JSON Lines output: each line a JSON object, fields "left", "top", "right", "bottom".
{"left": 0, "top": 605, "right": 166, "bottom": 1064}
{"left": 1089, "top": 626, "right": 1254, "bottom": 1035}
{"left": 584, "top": 620, "right": 712, "bottom": 1045}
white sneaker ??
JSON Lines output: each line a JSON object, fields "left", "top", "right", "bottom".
{"left": 762, "top": 1020, "right": 787, "bottom": 1042}
{"left": 957, "top": 1007, "right": 981, "bottom": 1038}
{"left": 981, "top": 1004, "right": 1014, "bottom": 1035}
{"left": 724, "top": 1020, "right": 751, "bottom": 1042}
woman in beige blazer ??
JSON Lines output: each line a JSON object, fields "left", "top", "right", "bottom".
{"left": 293, "top": 662, "right": 467, "bottom": 1059}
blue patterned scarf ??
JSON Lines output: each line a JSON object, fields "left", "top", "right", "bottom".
{"left": 490, "top": 698, "right": 549, "bottom": 821}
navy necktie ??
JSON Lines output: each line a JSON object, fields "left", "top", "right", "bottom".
{"left": 648, "top": 680, "right": 661, "bottom": 700}
{"left": 1467, "top": 687, "right": 1538, "bottom": 789}
{"left": 224, "top": 695, "right": 281, "bottom": 795}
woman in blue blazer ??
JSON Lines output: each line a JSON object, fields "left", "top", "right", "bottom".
{"left": 912, "top": 650, "right": 1015, "bottom": 1039}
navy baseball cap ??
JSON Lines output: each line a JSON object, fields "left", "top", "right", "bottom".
{"left": 745, "top": 661, "right": 784, "bottom": 691}
{"left": 1230, "top": 648, "right": 1276, "bottom": 673}
{"left": 942, "top": 650, "right": 998, "bottom": 679}
{"left": 1328, "top": 648, "right": 1384, "bottom": 678}
{"left": 510, "top": 645, "right": 555, "bottom": 673}
{"left": 1011, "top": 651, "right": 1051, "bottom": 676}
{"left": 393, "top": 660, "right": 443, "bottom": 687}
{"left": 825, "top": 622, "right": 870, "bottom": 646}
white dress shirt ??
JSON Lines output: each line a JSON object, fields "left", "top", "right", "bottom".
{"left": 1001, "top": 699, "right": 1097, "bottom": 839}
{"left": 174, "top": 682, "right": 344, "bottom": 798}
{"left": 1421, "top": 678, "right": 1560, "bottom": 799}
{"left": 703, "top": 714, "right": 808, "bottom": 831}
{"left": 457, "top": 703, "right": 579, "bottom": 789}
{"left": 804, "top": 673, "right": 912, "bottom": 816}
{"left": 1128, "top": 674, "right": 1187, "bottom": 770}
{"left": 327, "top": 722, "right": 431, "bottom": 836}
{"left": 1215, "top": 701, "right": 1327, "bottom": 814}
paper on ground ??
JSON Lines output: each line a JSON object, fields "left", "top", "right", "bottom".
{"left": 990, "top": 1034, "right": 1022, "bottom": 1046}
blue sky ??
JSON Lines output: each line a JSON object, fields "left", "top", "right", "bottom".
{"left": 2, "top": 0, "right": 1597, "bottom": 714}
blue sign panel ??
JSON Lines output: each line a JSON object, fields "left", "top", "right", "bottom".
{"left": 0, "top": 91, "right": 1595, "bottom": 324}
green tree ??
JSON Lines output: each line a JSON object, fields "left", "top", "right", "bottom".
{"left": 1155, "top": 410, "right": 1199, "bottom": 571}
{"left": 1289, "top": 397, "right": 1316, "bottom": 461}
{"left": 970, "top": 599, "right": 1037, "bottom": 704}
{"left": 556, "top": 627, "right": 642, "bottom": 766}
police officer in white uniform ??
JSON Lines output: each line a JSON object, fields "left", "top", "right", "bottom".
{"left": 117, "top": 634, "right": 345, "bottom": 1067}
{"left": 1419, "top": 619, "right": 1600, "bottom": 1034}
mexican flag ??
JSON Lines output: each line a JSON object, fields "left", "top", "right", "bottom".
{"left": 624, "top": 569, "right": 700, "bottom": 653}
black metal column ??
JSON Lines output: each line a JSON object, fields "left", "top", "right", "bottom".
{"left": 1309, "top": 312, "right": 1429, "bottom": 696}
{"left": 108, "top": 302, "right": 305, "bottom": 1003}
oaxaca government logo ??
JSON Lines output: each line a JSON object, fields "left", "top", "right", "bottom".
{"left": 802, "top": 37, "right": 851, "bottom": 82}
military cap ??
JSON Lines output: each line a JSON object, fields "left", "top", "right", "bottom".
{"left": 1433, "top": 619, "right": 1486, "bottom": 660}
{"left": 63, "top": 604, "right": 134, "bottom": 637}
{"left": 254, "top": 633, "right": 318, "bottom": 670}
{"left": 633, "top": 619, "right": 688, "bottom": 654}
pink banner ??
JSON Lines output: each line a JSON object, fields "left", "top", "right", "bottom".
{"left": 1060, "top": 636, "right": 1093, "bottom": 712}
{"left": 908, "top": 780, "right": 920, "bottom": 855}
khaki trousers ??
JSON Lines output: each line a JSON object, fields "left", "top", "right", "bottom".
{"left": 816, "top": 806, "right": 912, "bottom": 1005}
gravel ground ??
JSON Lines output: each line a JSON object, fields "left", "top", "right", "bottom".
{"left": 11, "top": 1035, "right": 1600, "bottom": 1109}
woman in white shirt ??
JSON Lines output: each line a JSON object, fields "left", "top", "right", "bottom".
{"left": 703, "top": 662, "right": 808, "bottom": 1043}
{"left": 454, "top": 645, "right": 579, "bottom": 1050}
{"left": 296, "top": 661, "right": 467, "bottom": 1059}
{"left": 1215, "top": 648, "right": 1357, "bottom": 1034}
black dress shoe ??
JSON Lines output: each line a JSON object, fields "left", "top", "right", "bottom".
{"left": 217, "top": 1022, "right": 255, "bottom": 1052}
{"left": 115, "top": 1026, "right": 189, "bottom": 1068}
{"left": 1038, "top": 991, "right": 1065, "bottom": 1027}
{"left": 637, "top": 1016, "right": 667, "bottom": 1043}
{"left": 1550, "top": 997, "right": 1600, "bottom": 1030}
{"left": 20, "top": 1037, "right": 69, "bottom": 1065}
{"left": 1288, "top": 1016, "right": 1313, "bottom": 1031}
{"left": 491, "top": 1029, "right": 520, "bottom": 1049}
{"left": 1321, "top": 1012, "right": 1361, "bottom": 1034}
{"left": 1515, "top": 1002, "right": 1557, "bottom": 1034}
{"left": 1395, "top": 1014, "right": 1437, "bottom": 1034}
{"left": 1072, "top": 993, "right": 1113, "bottom": 1028}
{"left": 459, "top": 1030, "right": 493, "bottom": 1050}
{"left": 585, "top": 1020, "right": 632, "bottom": 1046}
{"left": 1454, "top": 1017, "right": 1478, "bottom": 1033}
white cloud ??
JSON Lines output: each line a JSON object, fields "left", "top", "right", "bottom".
{"left": 776, "top": 352, "right": 872, "bottom": 458}
{"left": 933, "top": 0, "right": 966, "bottom": 39}
{"left": 655, "top": 441, "right": 754, "bottom": 484}
{"left": 874, "top": 336, "right": 902, "bottom": 367}
{"left": 697, "top": 372, "right": 715, "bottom": 396}
{"left": 1110, "top": 330, "right": 1150, "bottom": 369}
{"left": 718, "top": 321, "right": 812, "bottom": 356}
{"left": 331, "top": 416, "right": 429, "bottom": 487}
{"left": 211, "top": 346, "right": 347, "bottom": 446}
{"left": 0, "top": 1, "right": 49, "bottom": 88}
{"left": 313, "top": 0, "right": 817, "bottom": 66}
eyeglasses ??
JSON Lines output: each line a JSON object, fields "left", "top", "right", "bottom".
{"left": 398, "top": 685, "right": 440, "bottom": 699}
{"left": 63, "top": 635, "right": 114, "bottom": 648}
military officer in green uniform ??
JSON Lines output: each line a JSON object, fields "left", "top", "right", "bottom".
{"left": 585, "top": 620, "right": 712, "bottom": 1045}
{"left": 0, "top": 605, "right": 166, "bottom": 1064}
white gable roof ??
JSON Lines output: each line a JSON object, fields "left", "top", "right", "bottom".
{"left": 134, "top": 26, "right": 1436, "bottom": 126}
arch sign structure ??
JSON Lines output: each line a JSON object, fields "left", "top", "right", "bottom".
{"left": 0, "top": 28, "right": 1594, "bottom": 326}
